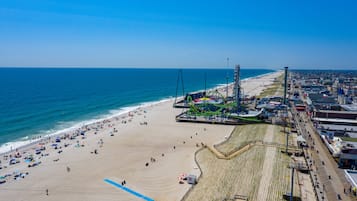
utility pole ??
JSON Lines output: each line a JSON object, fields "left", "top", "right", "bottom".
{"left": 226, "top": 57, "right": 229, "bottom": 99}
{"left": 175, "top": 69, "right": 185, "bottom": 105}
{"left": 284, "top": 66, "right": 288, "bottom": 105}
{"left": 284, "top": 67, "right": 289, "bottom": 153}
{"left": 285, "top": 108, "right": 289, "bottom": 153}
{"left": 290, "top": 165, "right": 295, "bottom": 201}
{"left": 226, "top": 74, "right": 229, "bottom": 99}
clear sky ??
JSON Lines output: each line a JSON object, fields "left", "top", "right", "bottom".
{"left": 1, "top": 0, "right": 357, "bottom": 69}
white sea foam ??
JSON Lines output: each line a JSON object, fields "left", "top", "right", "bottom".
{"left": 0, "top": 97, "right": 174, "bottom": 155}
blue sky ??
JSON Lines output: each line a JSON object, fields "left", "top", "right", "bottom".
{"left": 0, "top": 0, "right": 357, "bottom": 69}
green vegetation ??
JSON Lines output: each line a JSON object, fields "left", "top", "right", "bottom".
{"left": 267, "top": 148, "right": 300, "bottom": 200}
{"left": 341, "top": 137, "right": 357, "bottom": 142}
{"left": 216, "top": 124, "right": 268, "bottom": 154}
{"left": 273, "top": 125, "right": 295, "bottom": 147}
{"left": 258, "top": 74, "right": 284, "bottom": 98}
{"left": 186, "top": 101, "right": 263, "bottom": 123}
{"left": 267, "top": 126, "right": 300, "bottom": 200}
{"left": 183, "top": 124, "right": 301, "bottom": 201}
{"left": 184, "top": 146, "right": 266, "bottom": 201}
{"left": 228, "top": 115, "right": 263, "bottom": 123}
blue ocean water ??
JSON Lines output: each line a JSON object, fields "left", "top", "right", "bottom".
{"left": 0, "top": 68, "right": 274, "bottom": 148}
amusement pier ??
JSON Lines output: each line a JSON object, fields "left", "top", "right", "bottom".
{"left": 174, "top": 65, "right": 287, "bottom": 125}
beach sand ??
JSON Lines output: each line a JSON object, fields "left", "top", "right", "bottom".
{"left": 0, "top": 71, "right": 282, "bottom": 201}
{"left": 241, "top": 71, "right": 283, "bottom": 97}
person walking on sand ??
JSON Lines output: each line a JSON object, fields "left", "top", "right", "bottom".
{"left": 46, "top": 189, "right": 49, "bottom": 196}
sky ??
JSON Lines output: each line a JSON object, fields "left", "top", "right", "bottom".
{"left": 0, "top": 0, "right": 357, "bottom": 69}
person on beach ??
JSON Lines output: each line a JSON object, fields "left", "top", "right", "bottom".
{"left": 46, "top": 189, "right": 49, "bottom": 196}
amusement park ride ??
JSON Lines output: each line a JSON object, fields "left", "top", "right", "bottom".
{"left": 174, "top": 65, "right": 266, "bottom": 125}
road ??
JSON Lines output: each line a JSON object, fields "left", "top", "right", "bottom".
{"left": 291, "top": 105, "right": 352, "bottom": 201}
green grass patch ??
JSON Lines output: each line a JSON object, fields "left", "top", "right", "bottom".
{"left": 184, "top": 124, "right": 300, "bottom": 201}
{"left": 341, "top": 137, "right": 357, "bottom": 142}
{"left": 267, "top": 149, "right": 300, "bottom": 201}
{"left": 216, "top": 124, "right": 268, "bottom": 154}
{"left": 184, "top": 146, "right": 266, "bottom": 201}
{"left": 258, "top": 74, "right": 284, "bottom": 98}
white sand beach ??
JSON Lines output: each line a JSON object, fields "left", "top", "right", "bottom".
{"left": 0, "top": 71, "right": 282, "bottom": 201}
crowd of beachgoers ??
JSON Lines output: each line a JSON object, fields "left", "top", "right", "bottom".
{"left": 0, "top": 109, "right": 147, "bottom": 185}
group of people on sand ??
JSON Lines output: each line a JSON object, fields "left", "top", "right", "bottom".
{"left": 140, "top": 121, "right": 148, "bottom": 125}
{"left": 0, "top": 108, "right": 147, "bottom": 187}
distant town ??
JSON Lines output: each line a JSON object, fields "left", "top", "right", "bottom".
{"left": 290, "top": 69, "right": 357, "bottom": 200}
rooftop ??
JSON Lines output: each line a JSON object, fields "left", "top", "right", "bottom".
{"left": 341, "top": 104, "right": 357, "bottom": 112}
{"left": 319, "top": 124, "right": 356, "bottom": 132}
{"left": 317, "top": 109, "right": 357, "bottom": 114}
{"left": 345, "top": 170, "right": 357, "bottom": 188}
{"left": 313, "top": 117, "right": 357, "bottom": 124}
{"left": 308, "top": 94, "right": 337, "bottom": 104}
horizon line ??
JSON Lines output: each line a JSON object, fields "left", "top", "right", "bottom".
{"left": 0, "top": 66, "right": 356, "bottom": 70}
{"left": 0, "top": 66, "right": 276, "bottom": 70}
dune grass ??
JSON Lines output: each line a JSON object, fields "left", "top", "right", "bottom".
{"left": 258, "top": 74, "right": 284, "bottom": 98}
{"left": 216, "top": 124, "right": 268, "bottom": 154}
{"left": 184, "top": 146, "right": 266, "bottom": 201}
{"left": 183, "top": 124, "right": 301, "bottom": 201}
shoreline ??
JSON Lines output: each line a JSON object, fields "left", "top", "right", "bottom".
{"left": 0, "top": 70, "right": 278, "bottom": 155}
{"left": 0, "top": 98, "right": 173, "bottom": 155}
{"left": 0, "top": 70, "right": 282, "bottom": 201}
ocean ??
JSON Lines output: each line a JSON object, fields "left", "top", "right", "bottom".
{"left": 0, "top": 68, "right": 274, "bottom": 152}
